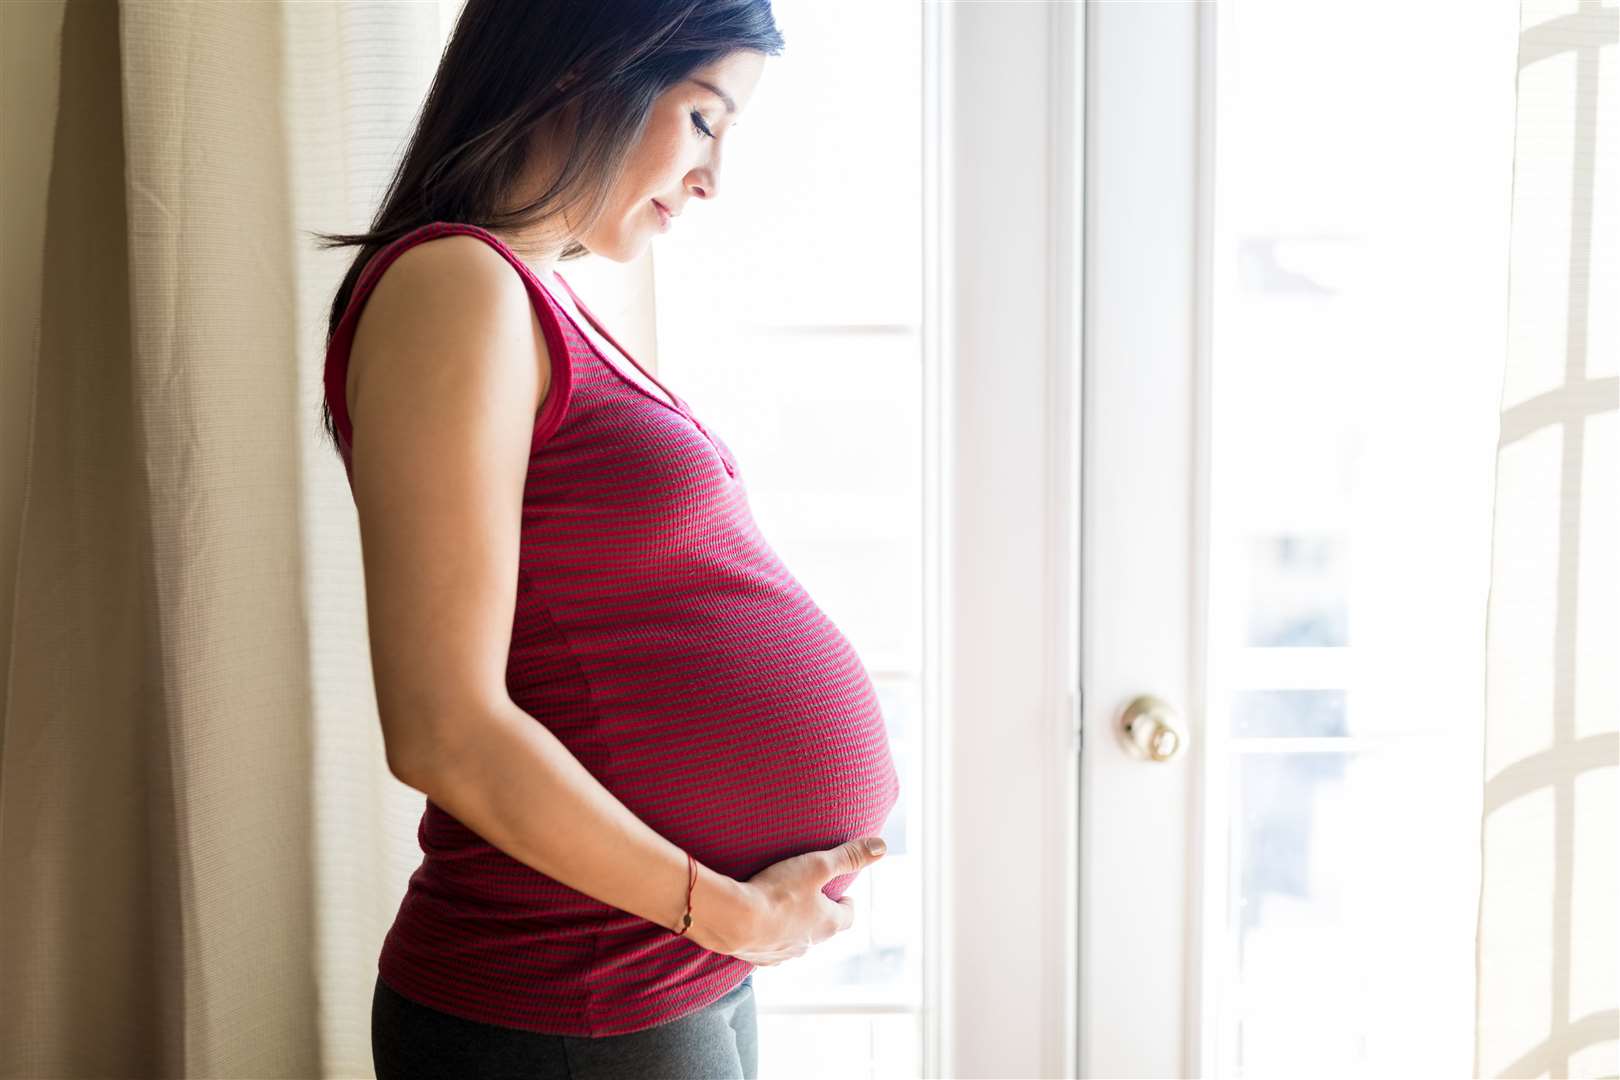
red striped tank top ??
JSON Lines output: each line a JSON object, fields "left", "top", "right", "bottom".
{"left": 323, "top": 221, "right": 901, "bottom": 1037}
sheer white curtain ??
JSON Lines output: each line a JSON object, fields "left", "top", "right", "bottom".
{"left": 1477, "top": 2, "right": 1618, "bottom": 1077}
{"left": 0, "top": 2, "right": 644, "bottom": 1075}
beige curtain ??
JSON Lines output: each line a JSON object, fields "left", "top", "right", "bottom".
{"left": 1476, "top": 1, "right": 1619, "bottom": 1078}
{"left": 3, "top": 3, "right": 435, "bottom": 1076}
{"left": 0, "top": 2, "right": 649, "bottom": 1076}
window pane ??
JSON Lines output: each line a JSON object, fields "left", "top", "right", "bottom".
{"left": 758, "top": 1012, "right": 920, "bottom": 1080}
{"left": 1243, "top": 532, "right": 1352, "bottom": 647}
{"left": 1230, "top": 689, "right": 1348, "bottom": 738}
{"left": 1208, "top": 0, "right": 1512, "bottom": 1074}
{"left": 1228, "top": 750, "right": 1478, "bottom": 1078}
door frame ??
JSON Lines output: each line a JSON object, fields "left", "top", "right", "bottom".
{"left": 1077, "top": 2, "right": 1213, "bottom": 1077}
{"left": 926, "top": 1, "right": 1086, "bottom": 1077}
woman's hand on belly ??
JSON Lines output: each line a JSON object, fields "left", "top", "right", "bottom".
{"left": 715, "top": 836, "right": 889, "bottom": 967}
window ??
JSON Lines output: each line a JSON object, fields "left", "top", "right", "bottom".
{"left": 1204, "top": 1, "right": 1514, "bottom": 1072}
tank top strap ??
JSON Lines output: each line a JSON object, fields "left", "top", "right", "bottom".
{"left": 549, "top": 270, "right": 689, "bottom": 414}
{"left": 325, "top": 221, "right": 576, "bottom": 456}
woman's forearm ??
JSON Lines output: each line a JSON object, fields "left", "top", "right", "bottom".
{"left": 393, "top": 698, "right": 760, "bottom": 955}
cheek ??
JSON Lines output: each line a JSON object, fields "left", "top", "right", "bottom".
{"left": 629, "top": 116, "right": 691, "bottom": 191}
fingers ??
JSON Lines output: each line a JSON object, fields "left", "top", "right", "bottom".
{"left": 824, "top": 837, "right": 886, "bottom": 880}
{"left": 735, "top": 883, "right": 865, "bottom": 969}
{"left": 829, "top": 840, "right": 866, "bottom": 878}
{"left": 833, "top": 895, "right": 855, "bottom": 932}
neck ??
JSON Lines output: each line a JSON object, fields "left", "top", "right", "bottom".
{"left": 531, "top": 261, "right": 561, "bottom": 292}
{"left": 486, "top": 226, "right": 565, "bottom": 287}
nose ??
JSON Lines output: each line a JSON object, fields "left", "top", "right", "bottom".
{"left": 688, "top": 144, "right": 722, "bottom": 201}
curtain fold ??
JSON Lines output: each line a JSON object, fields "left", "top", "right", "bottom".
{"left": 1476, "top": 1, "right": 1619, "bottom": 1077}
{"left": 3, "top": 2, "right": 455, "bottom": 1075}
{"left": 0, "top": 0, "right": 179, "bottom": 1072}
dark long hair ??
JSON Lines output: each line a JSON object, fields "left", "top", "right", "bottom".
{"left": 307, "top": 0, "right": 785, "bottom": 457}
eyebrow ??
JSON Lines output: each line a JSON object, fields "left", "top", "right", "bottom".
{"left": 686, "top": 78, "right": 736, "bottom": 115}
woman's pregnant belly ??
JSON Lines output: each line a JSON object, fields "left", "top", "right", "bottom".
{"left": 584, "top": 598, "right": 897, "bottom": 900}
{"left": 499, "top": 545, "right": 902, "bottom": 902}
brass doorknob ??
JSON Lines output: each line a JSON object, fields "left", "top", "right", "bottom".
{"left": 1117, "top": 695, "right": 1187, "bottom": 762}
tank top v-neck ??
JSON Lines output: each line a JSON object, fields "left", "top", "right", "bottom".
{"left": 322, "top": 221, "right": 901, "bottom": 1038}
{"left": 537, "top": 270, "right": 679, "bottom": 410}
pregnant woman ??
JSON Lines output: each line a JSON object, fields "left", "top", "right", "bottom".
{"left": 312, "top": 2, "right": 900, "bottom": 1077}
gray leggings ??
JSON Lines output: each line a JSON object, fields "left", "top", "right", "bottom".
{"left": 371, "top": 973, "right": 758, "bottom": 1079}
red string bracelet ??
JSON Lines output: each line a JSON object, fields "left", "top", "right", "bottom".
{"left": 671, "top": 850, "right": 697, "bottom": 936}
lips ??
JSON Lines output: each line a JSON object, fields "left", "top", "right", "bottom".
{"left": 652, "top": 199, "right": 673, "bottom": 229}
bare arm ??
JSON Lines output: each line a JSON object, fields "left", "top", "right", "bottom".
{"left": 395, "top": 698, "right": 759, "bottom": 953}
{"left": 345, "top": 234, "right": 756, "bottom": 953}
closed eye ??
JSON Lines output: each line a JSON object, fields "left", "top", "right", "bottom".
{"left": 690, "top": 110, "right": 715, "bottom": 139}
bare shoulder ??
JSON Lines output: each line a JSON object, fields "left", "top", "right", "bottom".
{"left": 346, "top": 232, "right": 552, "bottom": 427}
{"left": 341, "top": 232, "right": 556, "bottom": 772}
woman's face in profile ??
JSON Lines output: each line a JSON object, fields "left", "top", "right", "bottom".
{"left": 580, "top": 50, "right": 766, "bottom": 262}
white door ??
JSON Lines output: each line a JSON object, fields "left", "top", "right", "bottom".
{"left": 1079, "top": 2, "right": 1517, "bottom": 1078}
